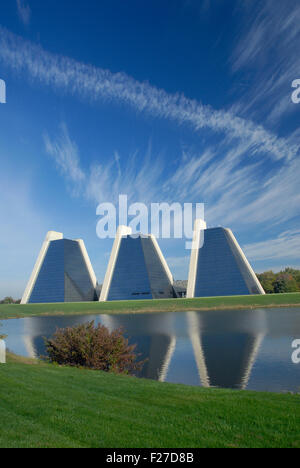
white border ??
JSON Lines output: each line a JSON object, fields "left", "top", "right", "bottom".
{"left": 76, "top": 239, "right": 97, "bottom": 289}
{"left": 225, "top": 228, "right": 265, "bottom": 295}
{"left": 186, "top": 219, "right": 207, "bottom": 298}
{"left": 149, "top": 234, "right": 174, "bottom": 285}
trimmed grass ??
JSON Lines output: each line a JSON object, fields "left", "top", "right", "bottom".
{"left": 0, "top": 354, "right": 299, "bottom": 448}
{"left": 0, "top": 293, "right": 300, "bottom": 320}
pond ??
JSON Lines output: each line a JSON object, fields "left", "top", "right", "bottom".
{"left": 1, "top": 307, "right": 300, "bottom": 392}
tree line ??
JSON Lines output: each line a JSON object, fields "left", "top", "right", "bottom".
{"left": 256, "top": 268, "right": 300, "bottom": 294}
{"left": 0, "top": 297, "right": 21, "bottom": 304}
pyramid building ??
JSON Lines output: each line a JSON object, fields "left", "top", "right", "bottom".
{"left": 187, "top": 219, "right": 265, "bottom": 298}
{"left": 100, "top": 226, "right": 177, "bottom": 301}
{"left": 21, "top": 231, "right": 97, "bottom": 304}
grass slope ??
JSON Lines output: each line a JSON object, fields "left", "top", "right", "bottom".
{"left": 0, "top": 354, "right": 299, "bottom": 448}
{"left": 1, "top": 293, "right": 300, "bottom": 320}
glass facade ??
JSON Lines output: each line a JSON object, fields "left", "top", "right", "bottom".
{"left": 29, "top": 240, "right": 65, "bottom": 303}
{"left": 64, "top": 240, "right": 96, "bottom": 302}
{"left": 141, "top": 237, "right": 176, "bottom": 299}
{"left": 29, "top": 239, "right": 96, "bottom": 303}
{"left": 107, "top": 235, "right": 175, "bottom": 301}
{"left": 194, "top": 228, "right": 251, "bottom": 297}
{"left": 107, "top": 236, "right": 152, "bottom": 301}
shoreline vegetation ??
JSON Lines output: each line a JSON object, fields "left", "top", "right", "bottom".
{"left": 0, "top": 352, "right": 299, "bottom": 448}
{"left": 0, "top": 293, "right": 300, "bottom": 320}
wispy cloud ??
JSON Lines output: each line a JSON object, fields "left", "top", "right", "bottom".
{"left": 0, "top": 26, "right": 298, "bottom": 162}
{"left": 204, "top": 152, "right": 300, "bottom": 228}
{"left": 86, "top": 146, "right": 164, "bottom": 206}
{"left": 44, "top": 124, "right": 164, "bottom": 205}
{"left": 42, "top": 122, "right": 300, "bottom": 274}
{"left": 44, "top": 123, "right": 86, "bottom": 186}
{"left": 243, "top": 230, "right": 300, "bottom": 261}
{"left": 231, "top": 0, "right": 300, "bottom": 124}
{"left": 162, "top": 133, "right": 300, "bottom": 229}
{"left": 44, "top": 123, "right": 300, "bottom": 232}
{"left": 16, "top": 0, "right": 31, "bottom": 26}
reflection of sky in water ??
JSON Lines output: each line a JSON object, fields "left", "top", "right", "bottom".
{"left": 247, "top": 336, "right": 300, "bottom": 392}
{"left": 164, "top": 337, "right": 201, "bottom": 387}
{"left": 1, "top": 308, "right": 300, "bottom": 392}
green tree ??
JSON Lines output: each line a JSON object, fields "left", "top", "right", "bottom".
{"left": 273, "top": 273, "right": 299, "bottom": 293}
{"left": 283, "top": 268, "right": 300, "bottom": 291}
{"left": 256, "top": 271, "right": 276, "bottom": 294}
{"left": 0, "top": 297, "right": 15, "bottom": 304}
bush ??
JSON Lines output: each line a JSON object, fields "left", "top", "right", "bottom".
{"left": 44, "top": 321, "right": 144, "bottom": 375}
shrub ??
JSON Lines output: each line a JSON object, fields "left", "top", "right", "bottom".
{"left": 44, "top": 321, "right": 144, "bottom": 375}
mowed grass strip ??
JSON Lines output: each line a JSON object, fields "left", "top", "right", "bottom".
{"left": 1, "top": 293, "right": 300, "bottom": 320}
{"left": 0, "top": 354, "right": 299, "bottom": 448}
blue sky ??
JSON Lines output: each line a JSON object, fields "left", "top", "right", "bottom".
{"left": 0, "top": 0, "right": 299, "bottom": 298}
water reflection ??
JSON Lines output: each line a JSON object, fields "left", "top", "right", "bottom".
{"left": 1, "top": 308, "right": 300, "bottom": 392}
{"left": 101, "top": 309, "right": 267, "bottom": 389}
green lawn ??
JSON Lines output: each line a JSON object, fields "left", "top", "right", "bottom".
{"left": 1, "top": 293, "right": 300, "bottom": 320}
{"left": 0, "top": 354, "right": 299, "bottom": 448}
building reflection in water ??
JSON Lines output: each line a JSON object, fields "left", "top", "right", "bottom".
{"left": 3, "top": 307, "right": 300, "bottom": 392}
{"left": 186, "top": 310, "right": 266, "bottom": 389}
{"left": 100, "top": 309, "right": 267, "bottom": 389}
{"left": 13, "top": 308, "right": 268, "bottom": 389}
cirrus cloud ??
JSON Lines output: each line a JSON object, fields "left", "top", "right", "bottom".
{"left": 0, "top": 26, "right": 298, "bottom": 163}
